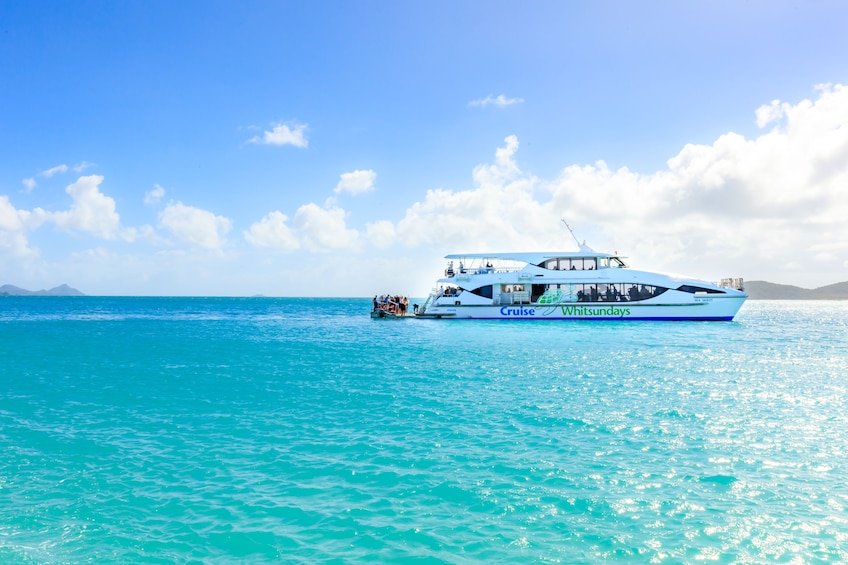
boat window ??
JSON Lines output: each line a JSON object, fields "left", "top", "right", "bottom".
{"left": 677, "top": 285, "right": 725, "bottom": 294}
{"left": 539, "top": 257, "right": 605, "bottom": 270}
{"left": 470, "top": 285, "right": 493, "bottom": 299}
{"left": 541, "top": 258, "right": 575, "bottom": 270}
{"left": 610, "top": 257, "right": 627, "bottom": 268}
{"left": 567, "top": 258, "right": 589, "bottom": 270}
{"left": 569, "top": 283, "right": 669, "bottom": 303}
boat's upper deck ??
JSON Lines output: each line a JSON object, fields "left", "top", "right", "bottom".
{"left": 444, "top": 251, "right": 629, "bottom": 273}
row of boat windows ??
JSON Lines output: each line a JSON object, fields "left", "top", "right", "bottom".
{"left": 564, "top": 283, "right": 665, "bottom": 302}
{"left": 466, "top": 283, "right": 725, "bottom": 302}
{"left": 540, "top": 257, "right": 627, "bottom": 271}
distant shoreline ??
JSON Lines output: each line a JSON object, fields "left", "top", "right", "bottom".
{"left": 744, "top": 280, "right": 848, "bottom": 300}
{"left": 3, "top": 281, "right": 848, "bottom": 300}
{"left": 0, "top": 284, "right": 85, "bottom": 297}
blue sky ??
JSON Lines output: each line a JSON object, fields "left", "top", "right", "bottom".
{"left": 2, "top": 1, "right": 848, "bottom": 295}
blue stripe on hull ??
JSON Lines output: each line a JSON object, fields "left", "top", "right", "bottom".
{"left": 435, "top": 316, "right": 736, "bottom": 321}
{"left": 440, "top": 314, "right": 734, "bottom": 322}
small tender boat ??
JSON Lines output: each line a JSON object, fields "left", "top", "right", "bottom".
{"left": 370, "top": 309, "right": 406, "bottom": 319}
{"left": 415, "top": 229, "right": 747, "bottom": 321}
{"left": 371, "top": 295, "right": 412, "bottom": 319}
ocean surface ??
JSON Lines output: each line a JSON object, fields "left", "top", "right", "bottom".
{"left": 1, "top": 297, "right": 847, "bottom": 564}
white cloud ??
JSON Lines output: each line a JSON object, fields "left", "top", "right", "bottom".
{"left": 40, "top": 164, "right": 69, "bottom": 178}
{"left": 248, "top": 122, "right": 308, "bottom": 147}
{"left": 73, "top": 161, "right": 95, "bottom": 173}
{"left": 159, "top": 201, "right": 232, "bottom": 250}
{"left": 244, "top": 211, "right": 300, "bottom": 250}
{"left": 145, "top": 184, "right": 166, "bottom": 205}
{"left": 391, "top": 84, "right": 848, "bottom": 287}
{"left": 334, "top": 169, "right": 376, "bottom": 195}
{"left": 755, "top": 99, "right": 788, "bottom": 128}
{"left": 468, "top": 94, "right": 525, "bottom": 108}
{"left": 51, "top": 175, "right": 122, "bottom": 239}
{"left": 22, "top": 178, "right": 36, "bottom": 192}
{"left": 395, "top": 135, "right": 542, "bottom": 251}
{"left": 293, "top": 203, "right": 360, "bottom": 252}
{"left": 0, "top": 196, "right": 45, "bottom": 258}
{"left": 365, "top": 220, "right": 396, "bottom": 249}
{"left": 4, "top": 83, "right": 848, "bottom": 294}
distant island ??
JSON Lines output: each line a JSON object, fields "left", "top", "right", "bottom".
{"left": 744, "top": 281, "right": 848, "bottom": 300}
{"left": 0, "top": 284, "right": 85, "bottom": 296}
{"left": 1, "top": 281, "right": 846, "bottom": 299}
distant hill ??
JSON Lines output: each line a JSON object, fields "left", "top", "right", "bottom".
{"left": 745, "top": 280, "right": 848, "bottom": 300}
{"left": 0, "top": 284, "right": 85, "bottom": 296}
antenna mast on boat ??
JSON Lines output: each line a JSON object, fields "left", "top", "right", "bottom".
{"left": 561, "top": 219, "right": 581, "bottom": 247}
{"left": 561, "top": 219, "right": 593, "bottom": 252}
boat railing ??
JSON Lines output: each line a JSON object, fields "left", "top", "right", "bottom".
{"left": 511, "top": 290, "right": 531, "bottom": 304}
{"left": 717, "top": 277, "right": 745, "bottom": 291}
{"left": 446, "top": 265, "right": 522, "bottom": 278}
{"left": 494, "top": 291, "right": 531, "bottom": 305}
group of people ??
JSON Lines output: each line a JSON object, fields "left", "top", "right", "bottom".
{"left": 575, "top": 284, "right": 661, "bottom": 303}
{"left": 438, "top": 286, "right": 460, "bottom": 297}
{"left": 373, "top": 294, "right": 410, "bottom": 315}
{"left": 445, "top": 260, "right": 494, "bottom": 277}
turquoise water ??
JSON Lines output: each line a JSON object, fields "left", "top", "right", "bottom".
{"left": 2, "top": 297, "right": 847, "bottom": 564}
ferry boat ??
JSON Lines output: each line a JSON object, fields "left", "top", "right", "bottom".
{"left": 416, "top": 241, "right": 747, "bottom": 321}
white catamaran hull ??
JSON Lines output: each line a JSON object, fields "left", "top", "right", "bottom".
{"left": 415, "top": 244, "right": 748, "bottom": 321}
{"left": 419, "top": 295, "right": 746, "bottom": 321}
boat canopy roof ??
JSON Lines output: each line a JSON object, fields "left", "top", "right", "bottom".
{"left": 444, "top": 251, "right": 621, "bottom": 264}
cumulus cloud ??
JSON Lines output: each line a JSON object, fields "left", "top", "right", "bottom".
{"left": 334, "top": 169, "right": 376, "bottom": 195}
{"left": 248, "top": 122, "right": 308, "bottom": 147}
{"left": 395, "top": 134, "right": 542, "bottom": 251}
{"left": 293, "top": 203, "right": 360, "bottom": 252}
{"left": 3, "top": 174, "right": 135, "bottom": 258}
{"left": 392, "top": 84, "right": 848, "bottom": 286}
{"left": 4, "top": 83, "right": 848, "bottom": 293}
{"left": 0, "top": 196, "right": 42, "bottom": 258}
{"left": 755, "top": 99, "right": 789, "bottom": 128}
{"left": 244, "top": 211, "right": 300, "bottom": 250}
{"left": 159, "top": 201, "right": 232, "bottom": 250}
{"left": 51, "top": 175, "right": 122, "bottom": 239}
{"left": 365, "top": 220, "right": 396, "bottom": 249}
{"left": 145, "top": 184, "right": 166, "bottom": 205}
{"left": 468, "top": 94, "right": 525, "bottom": 108}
